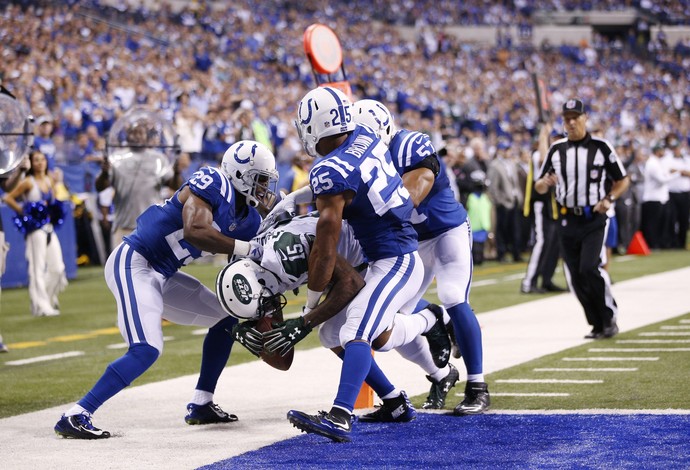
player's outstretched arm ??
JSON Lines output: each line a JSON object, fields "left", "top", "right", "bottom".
{"left": 180, "top": 187, "right": 250, "bottom": 256}
{"left": 308, "top": 194, "right": 345, "bottom": 293}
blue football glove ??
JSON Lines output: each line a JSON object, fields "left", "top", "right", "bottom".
{"left": 263, "top": 317, "right": 313, "bottom": 357}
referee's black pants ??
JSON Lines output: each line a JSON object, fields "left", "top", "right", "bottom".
{"left": 559, "top": 212, "right": 617, "bottom": 332}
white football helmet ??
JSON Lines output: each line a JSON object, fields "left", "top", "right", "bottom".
{"left": 295, "top": 86, "right": 355, "bottom": 158}
{"left": 221, "top": 140, "right": 279, "bottom": 210}
{"left": 353, "top": 99, "right": 397, "bottom": 146}
{"left": 215, "top": 258, "right": 286, "bottom": 320}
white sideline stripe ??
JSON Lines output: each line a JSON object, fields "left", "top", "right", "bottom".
{"left": 534, "top": 368, "right": 637, "bottom": 372}
{"left": 487, "top": 409, "right": 690, "bottom": 415}
{"left": 107, "top": 337, "right": 174, "bottom": 350}
{"left": 617, "top": 339, "right": 690, "bottom": 344}
{"left": 639, "top": 332, "right": 690, "bottom": 336}
{"left": 496, "top": 379, "right": 603, "bottom": 384}
{"left": 473, "top": 279, "right": 498, "bottom": 287}
{"left": 5, "top": 351, "right": 84, "bottom": 366}
{"left": 191, "top": 328, "right": 207, "bottom": 335}
{"left": 660, "top": 325, "right": 690, "bottom": 330}
{"left": 594, "top": 346, "right": 690, "bottom": 352}
{"left": 484, "top": 393, "right": 571, "bottom": 397}
{"left": 563, "top": 357, "right": 659, "bottom": 361}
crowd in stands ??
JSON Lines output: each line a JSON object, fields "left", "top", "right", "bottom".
{"left": 0, "top": 0, "right": 689, "bottom": 265}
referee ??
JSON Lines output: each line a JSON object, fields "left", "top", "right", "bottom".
{"left": 535, "top": 99, "right": 630, "bottom": 339}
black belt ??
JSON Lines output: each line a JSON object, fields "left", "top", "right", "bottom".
{"left": 559, "top": 206, "right": 591, "bottom": 217}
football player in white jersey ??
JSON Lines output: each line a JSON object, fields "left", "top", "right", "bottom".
{"left": 276, "top": 87, "right": 426, "bottom": 442}
{"left": 220, "top": 212, "right": 453, "bottom": 422}
{"left": 353, "top": 99, "right": 490, "bottom": 416}
{"left": 54, "top": 140, "right": 278, "bottom": 439}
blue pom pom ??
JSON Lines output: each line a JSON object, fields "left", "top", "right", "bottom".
{"left": 12, "top": 201, "right": 50, "bottom": 234}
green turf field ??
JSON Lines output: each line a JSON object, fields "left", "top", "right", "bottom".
{"left": 1, "top": 250, "right": 688, "bottom": 418}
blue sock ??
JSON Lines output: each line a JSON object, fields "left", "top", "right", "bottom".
{"left": 414, "top": 298, "right": 430, "bottom": 312}
{"left": 335, "top": 350, "right": 395, "bottom": 399}
{"left": 79, "top": 343, "right": 159, "bottom": 414}
{"left": 447, "top": 302, "right": 483, "bottom": 375}
{"left": 195, "top": 316, "right": 237, "bottom": 393}
{"left": 333, "top": 341, "right": 372, "bottom": 412}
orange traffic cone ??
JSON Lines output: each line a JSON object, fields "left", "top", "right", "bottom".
{"left": 627, "top": 231, "right": 651, "bottom": 255}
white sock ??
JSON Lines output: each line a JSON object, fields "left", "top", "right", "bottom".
{"left": 430, "top": 365, "right": 450, "bottom": 382}
{"left": 381, "top": 388, "right": 402, "bottom": 400}
{"left": 190, "top": 389, "right": 213, "bottom": 405}
{"left": 467, "top": 373, "right": 485, "bottom": 383}
{"left": 395, "top": 335, "right": 438, "bottom": 375}
{"left": 378, "top": 313, "right": 431, "bottom": 351}
{"left": 65, "top": 404, "right": 88, "bottom": 417}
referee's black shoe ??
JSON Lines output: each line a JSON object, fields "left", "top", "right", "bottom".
{"left": 543, "top": 283, "right": 567, "bottom": 293}
{"left": 603, "top": 321, "right": 619, "bottom": 338}
{"left": 584, "top": 329, "right": 604, "bottom": 339}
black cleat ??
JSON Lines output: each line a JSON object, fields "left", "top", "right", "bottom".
{"left": 453, "top": 381, "right": 490, "bottom": 416}
{"left": 54, "top": 413, "right": 111, "bottom": 440}
{"left": 359, "top": 391, "right": 416, "bottom": 423}
{"left": 287, "top": 409, "right": 352, "bottom": 442}
{"left": 185, "top": 402, "right": 238, "bottom": 425}
{"left": 422, "top": 363, "right": 460, "bottom": 410}
{"left": 423, "top": 304, "right": 452, "bottom": 368}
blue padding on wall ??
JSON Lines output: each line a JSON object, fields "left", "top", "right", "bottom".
{"left": 1, "top": 205, "right": 78, "bottom": 289}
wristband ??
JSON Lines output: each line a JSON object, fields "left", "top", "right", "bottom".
{"left": 606, "top": 194, "right": 616, "bottom": 203}
{"left": 306, "top": 288, "right": 323, "bottom": 309}
{"left": 232, "top": 240, "right": 250, "bottom": 257}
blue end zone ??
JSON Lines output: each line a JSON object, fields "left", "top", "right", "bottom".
{"left": 200, "top": 413, "right": 690, "bottom": 469}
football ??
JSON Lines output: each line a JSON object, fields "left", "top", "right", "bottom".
{"left": 256, "top": 312, "right": 294, "bottom": 371}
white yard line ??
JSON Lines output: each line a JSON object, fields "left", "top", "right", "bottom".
{"left": 589, "top": 348, "right": 690, "bottom": 352}
{"left": 495, "top": 379, "right": 603, "bottom": 384}
{"left": 617, "top": 339, "right": 690, "bottom": 343}
{"left": 563, "top": 357, "right": 660, "bottom": 361}
{"left": 533, "top": 368, "right": 637, "bottom": 372}
{"left": 4, "top": 351, "right": 84, "bottom": 366}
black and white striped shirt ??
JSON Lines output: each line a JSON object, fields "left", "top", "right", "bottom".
{"left": 538, "top": 134, "right": 627, "bottom": 208}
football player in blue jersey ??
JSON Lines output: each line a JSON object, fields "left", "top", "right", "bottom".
{"left": 54, "top": 140, "right": 279, "bottom": 440}
{"left": 353, "top": 99, "right": 490, "bottom": 416}
{"left": 281, "top": 87, "right": 426, "bottom": 442}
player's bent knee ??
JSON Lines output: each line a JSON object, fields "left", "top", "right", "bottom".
{"left": 129, "top": 343, "right": 160, "bottom": 365}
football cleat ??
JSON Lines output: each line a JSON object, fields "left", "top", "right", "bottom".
{"left": 453, "top": 381, "right": 491, "bottom": 416}
{"left": 287, "top": 409, "right": 352, "bottom": 443}
{"left": 359, "top": 390, "right": 417, "bottom": 423}
{"left": 0, "top": 342, "right": 8, "bottom": 353}
{"left": 54, "top": 413, "right": 111, "bottom": 440}
{"left": 423, "top": 304, "right": 452, "bottom": 368}
{"left": 422, "top": 363, "right": 460, "bottom": 409}
{"left": 185, "top": 402, "right": 238, "bottom": 425}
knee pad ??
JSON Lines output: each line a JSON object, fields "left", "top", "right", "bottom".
{"left": 110, "top": 343, "right": 160, "bottom": 386}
